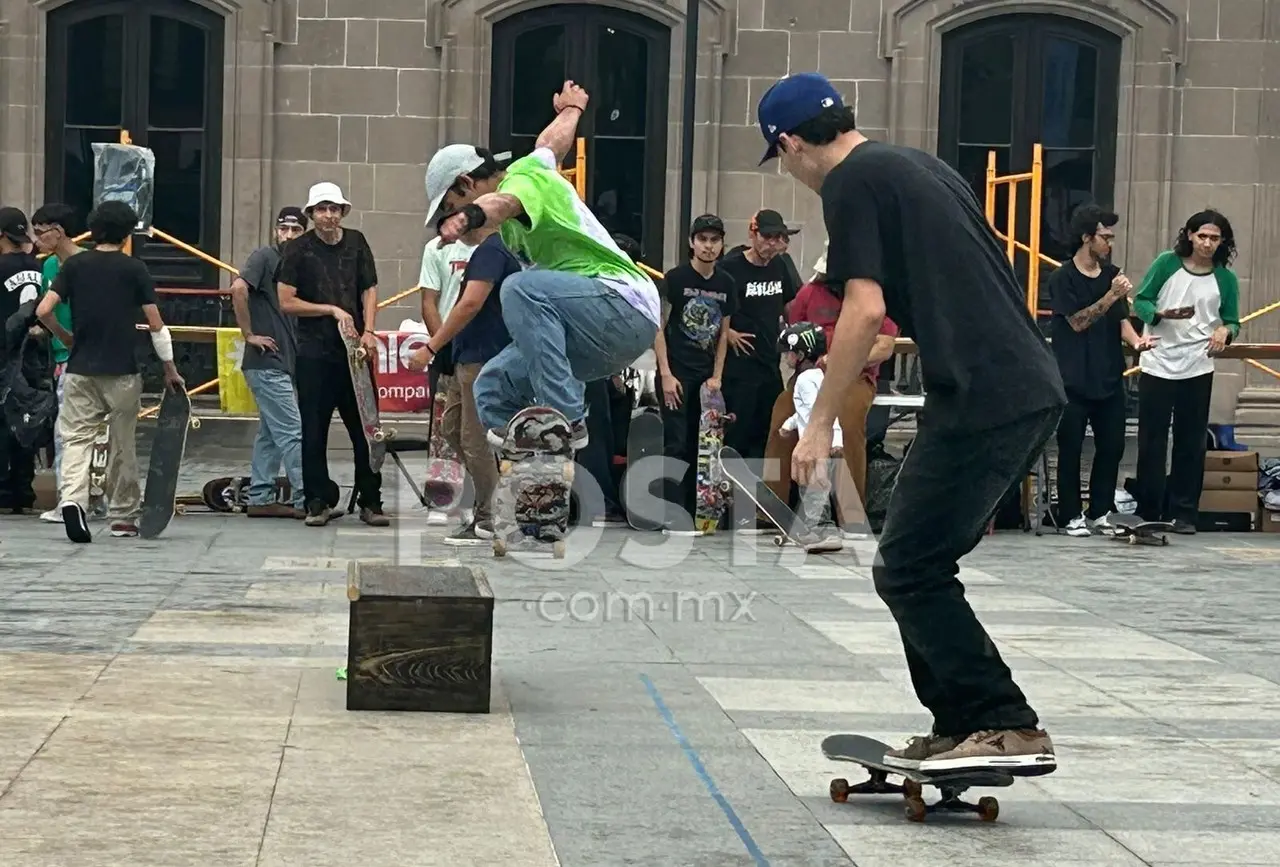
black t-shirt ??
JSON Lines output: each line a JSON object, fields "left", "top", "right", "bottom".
{"left": 51, "top": 250, "right": 158, "bottom": 376}
{"left": 277, "top": 229, "right": 378, "bottom": 359}
{"left": 453, "top": 234, "right": 519, "bottom": 365}
{"left": 0, "top": 253, "right": 42, "bottom": 341}
{"left": 821, "top": 141, "right": 1065, "bottom": 431}
{"left": 717, "top": 249, "right": 798, "bottom": 380}
{"left": 239, "top": 245, "right": 297, "bottom": 374}
{"left": 662, "top": 262, "right": 738, "bottom": 381}
{"left": 727, "top": 245, "right": 802, "bottom": 289}
{"left": 1048, "top": 260, "right": 1127, "bottom": 401}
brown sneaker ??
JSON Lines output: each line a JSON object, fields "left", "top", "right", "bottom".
{"left": 246, "top": 503, "right": 300, "bottom": 518}
{"left": 304, "top": 506, "right": 333, "bottom": 527}
{"left": 918, "top": 728, "right": 1057, "bottom": 775}
{"left": 882, "top": 733, "right": 964, "bottom": 770}
{"left": 360, "top": 507, "right": 390, "bottom": 527}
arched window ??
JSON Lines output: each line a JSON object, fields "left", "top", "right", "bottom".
{"left": 939, "top": 14, "right": 1121, "bottom": 279}
{"left": 491, "top": 5, "right": 670, "bottom": 267}
{"left": 45, "top": 0, "right": 224, "bottom": 287}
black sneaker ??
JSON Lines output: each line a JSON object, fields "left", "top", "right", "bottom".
{"left": 444, "top": 520, "right": 493, "bottom": 546}
{"left": 61, "top": 500, "right": 91, "bottom": 543}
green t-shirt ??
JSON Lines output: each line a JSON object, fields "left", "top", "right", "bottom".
{"left": 496, "top": 148, "right": 661, "bottom": 326}
{"left": 40, "top": 252, "right": 77, "bottom": 364}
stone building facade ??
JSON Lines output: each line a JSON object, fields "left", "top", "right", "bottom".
{"left": 1, "top": 0, "right": 1279, "bottom": 408}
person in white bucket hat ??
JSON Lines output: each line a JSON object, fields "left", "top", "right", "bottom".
{"left": 421, "top": 80, "right": 659, "bottom": 455}
{"left": 277, "top": 181, "right": 389, "bottom": 528}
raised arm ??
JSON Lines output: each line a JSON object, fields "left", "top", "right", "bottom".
{"left": 535, "top": 81, "right": 589, "bottom": 165}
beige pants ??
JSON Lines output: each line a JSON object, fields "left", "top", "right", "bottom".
{"left": 58, "top": 373, "right": 143, "bottom": 519}
{"left": 442, "top": 364, "right": 499, "bottom": 522}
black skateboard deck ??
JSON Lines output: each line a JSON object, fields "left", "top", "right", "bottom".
{"left": 718, "top": 446, "right": 841, "bottom": 552}
{"left": 822, "top": 734, "right": 1013, "bottom": 823}
{"left": 624, "top": 408, "right": 664, "bottom": 531}
{"left": 694, "top": 382, "right": 733, "bottom": 534}
{"left": 1109, "top": 513, "right": 1173, "bottom": 546}
{"left": 139, "top": 389, "right": 194, "bottom": 539}
{"left": 492, "top": 406, "right": 574, "bottom": 559}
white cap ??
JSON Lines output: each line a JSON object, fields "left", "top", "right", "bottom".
{"left": 305, "top": 181, "right": 351, "bottom": 213}
{"left": 423, "top": 144, "right": 510, "bottom": 227}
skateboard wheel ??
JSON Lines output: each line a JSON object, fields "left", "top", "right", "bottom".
{"left": 354, "top": 347, "right": 369, "bottom": 363}
{"left": 500, "top": 459, "right": 513, "bottom": 474}
{"left": 492, "top": 538, "right": 507, "bottom": 557}
{"left": 373, "top": 430, "right": 386, "bottom": 442}
{"left": 562, "top": 463, "right": 574, "bottom": 482}
{"left": 190, "top": 417, "right": 201, "bottom": 430}
{"left": 978, "top": 796, "right": 999, "bottom": 822}
{"left": 552, "top": 540, "right": 566, "bottom": 559}
{"left": 902, "top": 779, "right": 923, "bottom": 799}
{"left": 829, "top": 778, "right": 850, "bottom": 803}
{"left": 773, "top": 536, "right": 786, "bottom": 547}
{"left": 905, "top": 798, "right": 927, "bottom": 822}
{"left": 175, "top": 504, "right": 185, "bottom": 516}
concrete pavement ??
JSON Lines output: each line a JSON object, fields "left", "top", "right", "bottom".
{"left": 3, "top": 447, "right": 1280, "bottom": 865}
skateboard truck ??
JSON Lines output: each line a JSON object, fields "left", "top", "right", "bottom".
{"left": 829, "top": 775, "right": 999, "bottom": 822}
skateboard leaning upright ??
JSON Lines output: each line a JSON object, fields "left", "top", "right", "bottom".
{"left": 88, "top": 424, "right": 110, "bottom": 517}
{"left": 491, "top": 406, "right": 575, "bottom": 559}
{"left": 624, "top": 407, "right": 664, "bottom": 531}
{"left": 423, "top": 370, "right": 463, "bottom": 511}
{"left": 822, "top": 734, "right": 1014, "bottom": 823}
{"left": 340, "top": 325, "right": 393, "bottom": 473}
{"left": 1108, "top": 512, "right": 1174, "bottom": 546}
{"left": 693, "top": 382, "right": 734, "bottom": 533}
{"left": 718, "top": 445, "right": 842, "bottom": 552}
{"left": 139, "top": 388, "right": 198, "bottom": 539}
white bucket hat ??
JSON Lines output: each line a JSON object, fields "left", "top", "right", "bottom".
{"left": 305, "top": 181, "right": 351, "bottom": 214}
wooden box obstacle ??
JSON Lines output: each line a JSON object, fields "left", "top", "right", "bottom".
{"left": 346, "top": 560, "right": 493, "bottom": 713}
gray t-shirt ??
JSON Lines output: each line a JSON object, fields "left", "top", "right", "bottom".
{"left": 239, "top": 246, "right": 296, "bottom": 374}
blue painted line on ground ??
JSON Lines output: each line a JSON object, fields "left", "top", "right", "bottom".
{"left": 640, "top": 673, "right": 770, "bottom": 867}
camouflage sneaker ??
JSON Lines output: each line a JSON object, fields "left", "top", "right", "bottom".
{"left": 918, "top": 728, "right": 1057, "bottom": 775}
{"left": 882, "top": 733, "right": 965, "bottom": 770}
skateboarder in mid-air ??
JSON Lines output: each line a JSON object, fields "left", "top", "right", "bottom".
{"left": 652, "top": 213, "right": 737, "bottom": 524}
{"left": 428, "top": 80, "right": 660, "bottom": 452}
{"left": 277, "top": 182, "right": 388, "bottom": 528}
{"left": 759, "top": 72, "right": 1064, "bottom": 774}
{"left": 36, "top": 200, "right": 185, "bottom": 542}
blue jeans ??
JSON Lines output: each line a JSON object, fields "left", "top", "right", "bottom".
{"left": 473, "top": 271, "right": 657, "bottom": 430}
{"left": 243, "top": 368, "right": 305, "bottom": 508}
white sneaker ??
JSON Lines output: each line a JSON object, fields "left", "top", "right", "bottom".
{"left": 1064, "top": 514, "right": 1092, "bottom": 537}
{"left": 39, "top": 508, "right": 63, "bottom": 524}
{"left": 1091, "top": 512, "right": 1117, "bottom": 535}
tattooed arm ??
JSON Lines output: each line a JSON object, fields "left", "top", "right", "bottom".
{"left": 1067, "top": 273, "right": 1131, "bottom": 332}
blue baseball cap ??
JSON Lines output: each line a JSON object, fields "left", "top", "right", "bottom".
{"left": 756, "top": 72, "right": 845, "bottom": 165}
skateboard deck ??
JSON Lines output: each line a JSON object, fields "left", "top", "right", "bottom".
{"left": 88, "top": 424, "right": 110, "bottom": 517}
{"left": 492, "top": 406, "right": 574, "bottom": 559}
{"left": 423, "top": 377, "right": 464, "bottom": 510}
{"left": 694, "top": 383, "right": 734, "bottom": 534}
{"left": 624, "top": 408, "right": 664, "bottom": 531}
{"left": 1109, "top": 513, "right": 1173, "bottom": 546}
{"left": 340, "top": 326, "right": 392, "bottom": 473}
{"left": 139, "top": 389, "right": 195, "bottom": 539}
{"left": 822, "top": 734, "right": 1013, "bottom": 823}
{"left": 718, "top": 446, "right": 841, "bottom": 552}
{"left": 201, "top": 475, "right": 292, "bottom": 512}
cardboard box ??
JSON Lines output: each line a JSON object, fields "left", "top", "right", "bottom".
{"left": 1204, "top": 450, "right": 1260, "bottom": 471}
{"left": 1203, "top": 470, "right": 1258, "bottom": 491}
{"left": 33, "top": 471, "right": 56, "bottom": 511}
{"left": 1198, "top": 489, "right": 1260, "bottom": 530}
{"left": 1199, "top": 489, "right": 1259, "bottom": 513}
{"left": 1262, "top": 509, "right": 1280, "bottom": 534}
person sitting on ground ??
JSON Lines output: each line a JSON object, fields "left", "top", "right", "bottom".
{"left": 36, "top": 200, "right": 185, "bottom": 542}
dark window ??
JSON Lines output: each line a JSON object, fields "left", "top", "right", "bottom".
{"left": 939, "top": 14, "right": 1120, "bottom": 284}
{"left": 491, "top": 5, "right": 670, "bottom": 268}
{"left": 45, "top": 0, "right": 224, "bottom": 288}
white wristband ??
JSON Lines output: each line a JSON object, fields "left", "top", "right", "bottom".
{"left": 150, "top": 326, "right": 174, "bottom": 362}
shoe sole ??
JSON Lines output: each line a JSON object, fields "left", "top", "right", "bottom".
{"left": 62, "top": 503, "right": 91, "bottom": 543}
{"left": 442, "top": 537, "right": 488, "bottom": 547}
{"left": 918, "top": 754, "right": 1057, "bottom": 775}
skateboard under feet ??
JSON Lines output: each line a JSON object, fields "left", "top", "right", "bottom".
{"left": 822, "top": 734, "right": 1013, "bottom": 823}
{"left": 491, "top": 406, "right": 574, "bottom": 559}
{"left": 694, "top": 382, "right": 733, "bottom": 534}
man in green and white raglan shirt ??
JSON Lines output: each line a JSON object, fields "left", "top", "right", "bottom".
{"left": 1131, "top": 208, "right": 1240, "bottom": 531}
{"left": 32, "top": 203, "right": 84, "bottom": 522}
{"left": 424, "top": 81, "right": 660, "bottom": 451}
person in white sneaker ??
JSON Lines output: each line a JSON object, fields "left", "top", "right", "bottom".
{"left": 1047, "top": 205, "right": 1154, "bottom": 538}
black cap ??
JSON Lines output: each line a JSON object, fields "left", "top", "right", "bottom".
{"left": 752, "top": 209, "right": 799, "bottom": 236}
{"left": 690, "top": 214, "right": 725, "bottom": 238}
{"left": 0, "top": 207, "right": 31, "bottom": 244}
{"left": 276, "top": 206, "right": 307, "bottom": 229}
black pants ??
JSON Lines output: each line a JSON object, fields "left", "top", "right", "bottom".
{"left": 722, "top": 367, "right": 782, "bottom": 460}
{"left": 0, "top": 427, "right": 35, "bottom": 510}
{"left": 296, "top": 355, "right": 382, "bottom": 512}
{"left": 874, "top": 406, "right": 1061, "bottom": 736}
{"left": 1055, "top": 388, "right": 1126, "bottom": 520}
{"left": 659, "top": 372, "right": 707, "bottom": 516}
{"left": 1135, "top": 371, "right": 1213, "bottom": 522}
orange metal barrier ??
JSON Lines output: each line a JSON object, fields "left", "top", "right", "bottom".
{"left": 984, "top": 144, "right": 1052, "bottom": 317}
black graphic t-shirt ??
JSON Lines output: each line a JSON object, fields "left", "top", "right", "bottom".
{"left": 717, "top": 249, "right": 799, "bottom": 380}
{"left": 277, "top": 229, "right": 378, "bottom": 359}
{"left": 0, "top": 253, "right": 42, "bottom": 347}
{"left": 662, "top": 262, "right": 738, "bottom": 381}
